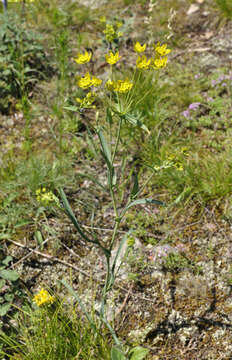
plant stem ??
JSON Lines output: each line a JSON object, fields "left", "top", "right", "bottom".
{"left": 112, "top": 116, "right": 123, "bottom": 163}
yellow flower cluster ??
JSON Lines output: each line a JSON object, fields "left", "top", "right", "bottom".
{"left": 105, "top": 51, "right": 121, "bottom": 65}
{"left": 77, "top": 72, "right": 102, "bottom": 89}
{"left": 74, "top": 35, "right": 171, "bottom": 110}
{"left": 106, "top": 78, "right": 133, "bottom": 93}
{"left": 167, "top": 154, "right": 184, "bottom": 171}
{"left": 36, "top": 188, "right": 59, "bottom": 206}
{"left": 134, "top": 41, "right": 171, "bottom": 70}
{"left": 134, "top": 41, "right": 146, "bottom": 53}
{"left": 33, "top": 288, "right": 55, "bottom": 306}
{"left": 74, "top": 50, "right": 92, "bottom": 65}
{"left": 76, "top": 91, "right": 96, "bottom": 109}
{"left": 154, "top": 42, "right": 171, "bottom": 57}
{"left": 136, "top": 55, "right": 151, "bottom": 70}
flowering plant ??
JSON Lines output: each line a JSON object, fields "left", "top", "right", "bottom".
{"left": 61, "top": 26, "right": 172, "bottom": 358}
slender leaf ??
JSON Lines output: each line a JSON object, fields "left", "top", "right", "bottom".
{"left": 78, "top": 172, "right": 106, "bottom": 191}
{"left": 106, "top": 108, "right": 113, "bottom": 126}
{"left": 97, "top": 128, "right": 112, "bottom": 165}
{"left": 121, "top": 198, "right": 164, "bottom": 218}
{"left": 34, "top": 231, "right": 44, "bottom": 249}
{"left": 111, "top": 229, "right": 133, "bottom": 277}
{"left": 63, "top": 105, "right": 78, "bottom": 112}
{"left": 59, "top": 188, "right": 94, "bottom": 244}
{"left": 131, "top": 173, "right": 139, "bottom": 198}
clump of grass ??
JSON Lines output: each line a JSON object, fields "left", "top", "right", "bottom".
{"left": 214, "top": 0, "right": 232, "bottom": 18}
{"left": 0, "top": 292, "right": 112, "bottom": 360}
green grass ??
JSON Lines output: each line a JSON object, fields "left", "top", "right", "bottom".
{"left": 0, "top": 295, "right": 112, "bottom": 360}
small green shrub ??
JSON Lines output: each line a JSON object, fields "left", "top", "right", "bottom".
{"left": 215, "top": 0, "right": 232, "bottom": 18}
{"left": 0, "top": 11, "right": 53, "bottom": 113}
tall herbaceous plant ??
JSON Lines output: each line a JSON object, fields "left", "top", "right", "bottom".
{"left": 60, "top": 19, "right": 172, "bottom": 358}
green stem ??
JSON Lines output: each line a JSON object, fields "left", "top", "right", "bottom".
{"left": 112, "top": 116, "right": 123, "bottom": 163}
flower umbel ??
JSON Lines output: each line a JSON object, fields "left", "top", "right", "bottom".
{"left": 105, "top": 78, "right": 133, "bottom": 93}
{"left": 105, "top": 51, "right": 121, "bottom": 65}
{"left": 33, "top": 288, "right": 55, "bottom": 306}
{"left": 91, "top": 76, "right": 102, "bottom": 87}
{"left": 154, "top": 42, "right": 171, "bottom": 57}
{"left": 76, "top": 91, "right": 96, "bottom": 109}
{"left": 136, "top": 55, "right": 151, "bottom": 70}
{"left": 134, "top": 41, "right": 146, "bottom": 53}
{"left": 36, "top": 188, "right": 59, "bottom": 206}
{"left": 74, "top": 50, "right": 92, "bottom": 65}
{"left": 167, "top": 154, "right": 184, "bottom": 171}
{"left": 77, "top": 72, "right": 102, "bottom": 89}
{"left": 151, "top": 56, "right": 168, "bottom": 69}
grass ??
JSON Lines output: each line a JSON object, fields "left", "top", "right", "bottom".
{"left": 0, "top": 296, "right": 112, "bottom": 359}
{"left": 0, "top": 0, "right": 232, "bottom": 358}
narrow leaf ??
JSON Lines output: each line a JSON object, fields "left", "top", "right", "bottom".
{"left": 34, "top": 231, "right": 44, "bottom": 249}
{"left": 97, "top": 128, "right": 112, "bottom": 165}
{"left": 78, "top": 173, "right": 106, "bottom": 191}
{"left": 111, "top": 229, "right": 133, "bottom": 276}
{"left": 59, "top": 188, "right": 94, "bottom": 244}
{"left": 131, "top": 173, "right": 139, "bottom": 198}
{"left": 121, "top": 198, "right": 164, "bottom": 217}
{"left": 63, "top": 105, "right": 78, "bottom": 112}
{"left": 106, "top": 108, "right": 113, "bottom": 126}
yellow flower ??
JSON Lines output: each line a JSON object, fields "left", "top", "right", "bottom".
{"left": 105, "top": 51, "right": 121, "bottom": 65}
{"left": 77, "top": 73, "right": 102, "bottom": 89}
{"left": 136, "top": 55, "right": 151, "bottom": 70}
{"left": 167, "top": 154, "right": 184, "bottom": 171}
{"left": 105, "top": 78, "right": 133, "bottom": 93}
{"left": 33, "top": 288, "right": 55, "bottom": 306}
{"left": 76, "top": 91, "right": 96, "bottom": 109}
{"left": 151, "top": 56, "right": 168, "bottom": 69}
{"left": 77, "top": 72, "right": 92, "bottom": 89}
{"left": 114, "top": 79, "right": 133, "bottom": 93}
{"left": 116, "top": 21, "right": 123, "bottom": 29}
{"left": 91, "top": 76, "right": 102, "bottom": 87}
{"left": 154, "top": 42, "right": 171, "bottom": 57}
{"left": 36, "top": 188, "right": 59, "bottom": 206}
{"left": 134, "top": 41, "right": 146, "bottom": 53}
{"left": 74, "top": 50, "right": 92, "bottom": 64}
